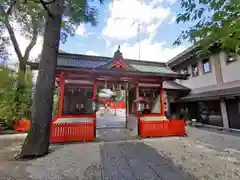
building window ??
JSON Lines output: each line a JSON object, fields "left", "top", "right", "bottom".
{"left": 226, "top": 54, "right": 237, "bottom": 64}
{"left": 202, "top": 59, "right": 211, "bottom": 73}
{"left": 191, "top": 64, "right": 199, "bottom": 77}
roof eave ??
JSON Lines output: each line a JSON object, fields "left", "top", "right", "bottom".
{"left": 167, "top": 44, "right": 200, "bottom": 68}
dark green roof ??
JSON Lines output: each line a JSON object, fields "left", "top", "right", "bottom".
{"left": 58, "top": 52, "right": 177, "bottom": 73}
{"left": 28, "top": 52, "right": 188, "bottom": 79}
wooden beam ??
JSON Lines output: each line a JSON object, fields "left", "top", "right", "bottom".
{"left": 160, "top": 81, "right": 165, "bottom": 116}
{"left": 58, "top": 72, "right": 65, "bottom": 117}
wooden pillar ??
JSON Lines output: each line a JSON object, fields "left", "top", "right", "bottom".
{"left": 136, "top": 83, "right": 140, "bottom": 136}
{"left": 93, "top": 82, "right": 97, "bottom": 138}
{"left": 135, "top": 83, "right": 139, "bottom": 111}
{"left": 58, "top": 73, "right": 65, "bottom": 117}
{"left": 160, "top": 81, "right": 165, "bottom": 116}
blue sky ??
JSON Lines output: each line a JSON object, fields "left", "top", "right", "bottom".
{"left": 59, "top": 0, "right": 191, "bottom": 62}
{"left": 5, "top": 0, "right": 192, "bottom": 65}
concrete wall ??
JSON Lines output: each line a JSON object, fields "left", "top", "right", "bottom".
{"left": 180, "top": 57, "right": 217, "bottom": 89}
{"left": 219, "top": 51, "right": 240, "bottom": 83}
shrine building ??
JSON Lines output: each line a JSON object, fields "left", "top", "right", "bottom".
{"left": 29, "top": 47, "right": 189, "bottom": 143}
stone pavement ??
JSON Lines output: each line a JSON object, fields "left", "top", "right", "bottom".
{"left": 100, "top": 142, "right": 193, "bottom": 180}
{"left": 96, "top": 128, "right": 137, "bottom": 142}
{"left": 96, "top": 109, "right": 126, "bottom": 128}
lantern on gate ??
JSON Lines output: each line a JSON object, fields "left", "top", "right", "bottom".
{"left": 134, "top": 97, "right": 149, "bottom": 113}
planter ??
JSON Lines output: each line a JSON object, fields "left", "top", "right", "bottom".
{"left": 14, "top": 120, "right": 30, "bottom": 132}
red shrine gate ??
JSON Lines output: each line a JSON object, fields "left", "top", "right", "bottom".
{"left": 47, "top": 48, "right": 187, "bottom": 143}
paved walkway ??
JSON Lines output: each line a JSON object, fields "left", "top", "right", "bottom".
{"left": 100, "top": 142, "right": 192, "bottom": 180}
{"left": 96, "top": 109, "right": 126, "bottom": 128}
{"left": 96, "top": 128, "right": 136, "bottom": 142}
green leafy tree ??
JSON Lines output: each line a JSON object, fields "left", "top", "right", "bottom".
{"left": 174, "top": 0, "right": 240, "bottom": 54}
{"left": 0, "top": 66, "right": 32, "bottom": 129}
{"left": 20, "top": 0, "right": 104, "bottom": 158}
{"left": 0, "top": 1, "right": 45, "bottom": 121}
{"left": 0, "top": 0, "right": 44, "bottom": 76}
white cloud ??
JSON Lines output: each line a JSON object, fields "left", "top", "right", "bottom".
{"left": 102, "top": 0, "right": 172, "bottom": 40}
{"left": 116, "top": 36, "right": 186, "bottom": 62}
{"left": 168, "top": 15, "right": 176, "bottom": 24}
{"left": 85, "top": 51, "right": 99, "bottom": 56}
{"left": 165, "top": 0, "right": 178, "bottom": 5}
{"left": 106, "top": 40, "right": 111, "bottom": 48}
{"left": 76, "top": 24, "right": 85, "bottom": 36}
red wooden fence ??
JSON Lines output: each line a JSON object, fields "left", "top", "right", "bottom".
{"left": 49, "top": 116, "right": 95, "bottom": 143}
{"left": 139, "top": 119, "right": 185, "bottom": 137}
{"left": 50, "top": 123, "right": 94, "bottom": 143}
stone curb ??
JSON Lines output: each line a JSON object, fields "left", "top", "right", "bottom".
{"left": 0, "top": 133, "right": 27, "bottom": 140}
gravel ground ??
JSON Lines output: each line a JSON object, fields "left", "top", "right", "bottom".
{"left": 0, "top": 127, "right": 240, "bottom": 180}
{"left": 144, "top": 127, "right": 240, "bottom": 180}
{"left": 26, "top": 143, "right": 102, "bottom": 180}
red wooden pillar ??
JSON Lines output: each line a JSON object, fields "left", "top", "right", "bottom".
{"left": 135, "top": 83, "right": 139, "bottom": 112}
{"left": 93, "top": 82, "right": 97, "bottom": 137}
{"left": 160, "top": 81, "right": 165, "bottom": 116}
{"left": 58, "top": 73, "right": 65, "bottom": 117}
{"left": 136, "top": 83, "right": 140, "bottom": 136}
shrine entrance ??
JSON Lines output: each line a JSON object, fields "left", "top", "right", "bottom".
{"left": 38, "top": 46, "right": 188, "bottom": 144}
{"left": 96, "top": 87, "right": 127, "bottom": 129}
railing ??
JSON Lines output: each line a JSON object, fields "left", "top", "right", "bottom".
{"left": 139, "top": 114, "right": 185, "bottom": 137}
{"left": 50, "top": 115, "right": 95, "bottom": 143}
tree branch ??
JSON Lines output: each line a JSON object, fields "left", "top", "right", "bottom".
{"left": 6, "top": 0, "right": 17, "bottom": 15}
{"left": 0, "top": 1, "right": 23, "bottom": 61}
{"left": 40, "top": 0, "right": 54, "bottom": 18}
{"left": 41, "top": 0, "right": 56, "bottom": 5}
{"left": 23, "top": 0, "right": 56, "bottom": 17}
{"left": 23, "top": 17, "right": 38, "bottom": 63}
{"left": 3, "top": 13, "right": 23, "bottom": 62}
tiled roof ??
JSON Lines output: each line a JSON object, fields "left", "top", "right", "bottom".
{"left": 58, "top": 57, "right": 106, "bottom": 68}
{"left": 27, "top": 53, "right": 188, "bottom": 79}
{"left": 130, "top": 64, "right": 176, "bottom": 74}
{"left": 179, "top": 86, "right": 240, "bottom": 102}
{"left": 57, "top": 53, "right": 176, "bottom": 75}
{"left": 163, "top": 81, "right": 190, "bottom": 90}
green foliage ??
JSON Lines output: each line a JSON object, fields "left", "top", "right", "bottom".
{"left": 0, "top": 66, "right": 32, "bottom": 129}
{"left": 175, "top": 0, "right": 240, "bottom": 54}
{"left": 0, "top": 0, "right": 104, "bottom": 56}
{"left": 60, "top": 0, "right": 104, "bottom": 43}
{"left": 0, "top": 0, "right": 44, "bottom": 60}
{"left": 52, "top": 85, "right": 59, "bottom": 116}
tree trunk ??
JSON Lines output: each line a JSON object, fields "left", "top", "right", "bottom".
{"left": 21, "top": 0, "right": 64, "bottom": 158}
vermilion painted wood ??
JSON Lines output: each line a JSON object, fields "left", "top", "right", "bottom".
{"left": 109, "top": 102, "right": 126, "bottom": 109}
{"left": 168, "top": 120, "right": 186, "bottom": 136}
{"left": 160, "top": 82, "right": 165, "bottom": 116}
{"left": 14, "top": 120, "right": 30, "bottom": 132}
{"left": 50, "top": 122, "right": 95, "bottom": 143}
{"left": 92, "top": 83, "right": 97, "bottom": 134}
{"left": 58, "top": 73, "right": 64, "bottom": 117}
{"left": 56, "top": 68, "right": 168, "bottom": 81}
{"left": 139, "top": 119, "right": 185, "bottom": 137}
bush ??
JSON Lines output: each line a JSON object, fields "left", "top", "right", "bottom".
{"left": 0, "top": 66, "right": 32, "bottom": 129}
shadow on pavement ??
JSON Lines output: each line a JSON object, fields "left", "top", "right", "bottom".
{"left": 100, "top": 141, "right": 195, "bottom": 180}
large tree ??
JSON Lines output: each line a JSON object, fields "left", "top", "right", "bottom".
{"left": 20, "top": 0, "right": 103, "bottom": 158}
{"left": 0, "top": 0, "right": 44, "bottom": 77}
{"left": 174, "top": 0, "right": 240, "bottom": 54}
{"left": 0, "top": 1, "right": 45, "bottom": 120}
